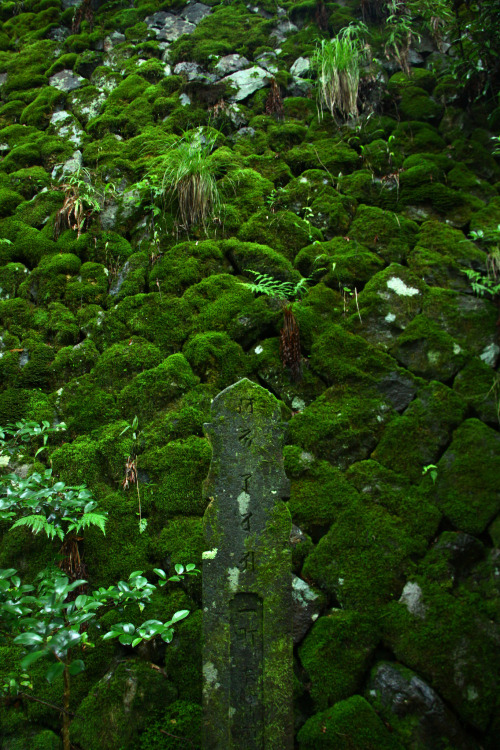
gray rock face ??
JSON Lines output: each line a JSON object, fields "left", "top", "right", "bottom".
{"left": 103, "top": 32, "right": 126, "bottom": 52}
{"left": 49, "top": 111, "right": 85, "bottom": 148}
{"left": 367, "top": 662, "right": 478, "bottom": 750}
{"left": 203, "top": 379, "right": 293, "bottom": 749}
{"left": 292, "top": 575, "right": 322, "bottom": 643}
{"left": 173, "top": 62, "right": 215, "bottom": 83}
{"left": 287, "top": 77, "right": 314, "bottom": 97}
{"left": 290, "top": 57, "right": 310, "bottom": 77}
{"left": 255, "top": 51, "right": 278, "bottom": 74}
{"left": 181, "top": 2, "right": 211, "bottom": 25}
{"left": 51, "top": 150, "right": 83, "bottom": 180}
{"left": 214, "top": 54, "right": 250, "bottom": 78}
{"left": 271, "top": 19, "right": 298, "bottom": 43}
{"left": 145, "top": 12, "right": 197, "bottom": 42}
{"left": 376, "top": 371, "right": 418, "bottom": 412}
{"left": 49, "top": 70, "right": 86, "bottom": 92}
{"left": 47, "top": 26, "right": 71, "bottom": 42}
{"left": 222, "top": 66, "right": 270, "bottom": 102}
{"left": 0, "top": 73, "right": 7, "bottom": 88}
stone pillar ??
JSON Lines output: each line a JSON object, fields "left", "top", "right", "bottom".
{"left": 202, "top": 379, "right": 293, "bottom": 749}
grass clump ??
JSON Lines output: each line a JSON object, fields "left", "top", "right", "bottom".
{"left": 313, "top": 23, "right": 368, "bottom": 119}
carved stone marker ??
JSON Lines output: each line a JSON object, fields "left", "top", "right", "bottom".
{"left": 202, "top": 378, "right": 293, "bottom": 749}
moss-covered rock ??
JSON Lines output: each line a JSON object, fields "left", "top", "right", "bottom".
{"left": 288, "top": 458, "right": 360, "bottom": 532}
{"left": 391, "top": 314, "right": 468, "bottom": 381}
{"left": 70, "top": 660, "right": 177, "bottom": 750}
{"left": 433, "top": 419, "right": 500, "bottom": 535}
{"left": 300, "top": 609, "right": 380, "bottom": 710}
{"left": 348, "top": 205, "right": 418, "bottom": 264}
{"left": 182, "top": 331, "right": 248, "bottom": 390}
{"left": 140, "top": 435, "right": 211, "bottom": 521}
{"left": 91, "top": 336, "right": 163, "bottom": 391}
{"left": 453, "top": 358, "right": 500, "bottom": 425}
{"left": 297, "top": 694, "right": 404, "bottom": 749}
{"left": 149, "top": 240, "right": 227, "bottom": 298}
{"left": 117, "top": 353, "right": 199, "bottom": 423}
{"left": 353, "top": 263, "right": 426, "bottom": 346}
{"left": 372, "top": 381, "right": 467, "bottom": 483}
{"left": 383, "top": 579, "right": 500, "bottom": 731}
{"left": 237, "top": 208, "right": 322, "bottom": 260}
{"left": 284, "top": 139, "right": 359, "bottom": 176}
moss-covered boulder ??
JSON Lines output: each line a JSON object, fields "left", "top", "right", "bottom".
{"left": 433, "top": 419, "right": 500, "bottom": 535}
{"left": 297, "top": 695, "right": 404, "bottom": 749}
{"left": 70, "top": 660, "right": 178, "bottom": 750}
{"left": 371, "top": 381, "right": 467, "bottom": 483}
{"left": 348, "top": 205, "right": 418, "bottom": 264}
{"left": 391, "top": 315, "right": 468, "bottom": 381}
{"left": 383, "top": 579, "right": 500, "bottom": 731}
{"left": 299, "top": 611, "right": 379, "bottom": 710}
{"left": 117, "top": 353, "right": 199, "bottom": 423}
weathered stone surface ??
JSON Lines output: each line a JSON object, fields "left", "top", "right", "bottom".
{"left": 222, "top": 66, "right": 270, "bottom": 102}
{"left": 145, "top": 12, "right": 197, "bottom": 41}
{"left": 51, "top": 149, "right": 83, "bottom": 180}
{"left": 214, "top": 54, "right": 250, "bottom": 78}
{"left": 290, "top": 57, "right": 310, "bottom": 77}
{"left": 49, "top": 70, "right": 86, "bottom": 92}
{"left": 292, "top": 575, "right": 322, "bottom": 643}
{"left": 49, "top": 111, "right": 85, "bottom": 148}
{"left": 181, "top": 2, "right": 211, "bottom": 25}
{"left": 203, "top": 378, "right": 293, "bottom": 749}
{"left": 434, "top": 419, "right": 500, "bottom": 534}
{"left": 174, "top": 62, "right": 215, "bottom": 83}
{"left": 366, "top": 661, "right": 478, "bottom": 750}
{"left": 103, "top": 32, "right": 126, "bottom": 52}
{"left": 270, "top": 20, "right": 298, "bottom": 43}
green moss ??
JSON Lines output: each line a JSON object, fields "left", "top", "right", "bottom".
{"left": 296, "top": 236, "right": 384, "bottom": 289}
{"left": 70, "top": 659, "right": 176, "bottom": 750}
{"left": 140, "top": 435, "right": 211, "bottom": 520}
{"left": 64, "top": 262, "right": 109, "bottom": 311}
{"left": 349, "top": 205, "right": 418, "bottom": 263}
{"left": 8, "top": 166, "right": 50, "bottom": 199}
{"left": 388, "top": 69, "right": 436, "bottom": 95}
{"left": 138, "top": 700, "right": 202, "bottom": 750}
{"left": 54, "top": 374, "right": 120, "bottom": 434}
{"left": 50, "top": 339, "right": 100, "bottom": 384}
{"left": 383, "top": 579, "right": 500, "bottom": 731}
{"left": 0, "top": 296, "right": 35, "bottom": 334}
{"left": 14, "top": 190, "right": 63, "bottom": 228}
{"left": 46, "top": 301, "right": 79, "bottom": 346}
{"left": 0, "top": 261, "right": 29, "bottom": 297}
{"left": 423, "top": 287, "right": 497, "bottom": 356}
{"left": 297, "top": 695, "right": 403, "bottom": 749}
{"left": 117, "top": 353, "right": 199, "bottom": 423}
{"left": 149, "top": 240, "right": 226, "bottom": 298}
{"left": 0, "top": 187, "right": 24, "bottom": 217}
{"left": 91, "top": 336, "right": 163, "bottom": 390}
{"left": 222, "top": 237, "right": 298, "bottom": 280}
{"left": 288, "top": 459, "right": 360, "bottom": 531}
{"left": 391, "top": 314, "right": 468, "bottom": 381}
{"left": 183, "top": 274, "right": 278, "bottom": 346}
{"left": 453, "top": 358, "right": 499, "bottom": 425}
{"left": 434, "top": 419, "right": 500, "bottom": 535}
{"left": 237, "top": 208, "right": 322, "bottom": 260}
{"left": 20, "top": 253, "right": 81, "bottom": 304}
{"left": 416, "top": 219, "right": 484, "bottom": 263}
{"left": 182, "top": 331, "right": 248, "bottom": 390}
{"left": 372, "top": 381, "right": 467, "bottom": 483}
{"left": 20, "top": 86, "right": 66, "bottom": 129}
{"left": 302, "top": 497, "right": 424, "bottom": 610}
{"left": 151, "top": 516, "right": 204, "bottom": 570}
{"left": 288, "top": 381, "right": 397, "bottom": 471}
{"left": 285, "top": 139, "right": 359, "bottom": 176}
{"left": 299, "top": 611, "right": 379, "bottom": 710}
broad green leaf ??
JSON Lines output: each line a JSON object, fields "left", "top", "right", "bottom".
{"left": 129, "top": 571, "right": 144, "bottom": 579}
{"left": 0, "top": 569, "right": 16, "bottom": 580}
{"left": 174, "top": 564, "right": 184, "bottom": 575}
{"left": 170, "top": 609, "right": 189, "bottom": 624}
{"left": 118, "top": 634, "right": 135, "bottom": 645}
{"left": 20, "top": 650, "right": 45, "bottom": 669}
{"left": 68, "top": 660, "right": 85, "bottom": 676}
{"left": 14, "top": 632, "right": 44, "bottom": 646}
{"left": 46, "top": 662, "right": 65, "bottom": 683}
{"left": 131, "top": 637, "right": 142, "bottom": 648}
{"left": 153, "top": 568, "right": 166, "bottom": 579}
{"left": 161, "top": 629, "right": 174, "bottom": 643}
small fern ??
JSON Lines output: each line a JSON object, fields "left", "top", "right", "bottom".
{"left": 241, "top": 271, "right": 311, "bottom": 301}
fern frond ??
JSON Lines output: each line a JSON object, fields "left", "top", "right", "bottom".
{"left": 10, "top": 515, "right": 56, "bottom": 539}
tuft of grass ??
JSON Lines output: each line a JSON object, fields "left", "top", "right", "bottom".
{"left": 313, "top": 23, "right": 368, "bottom": 119}
{"left": 161, "top": 128, "right": 222, "bottom": 231}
